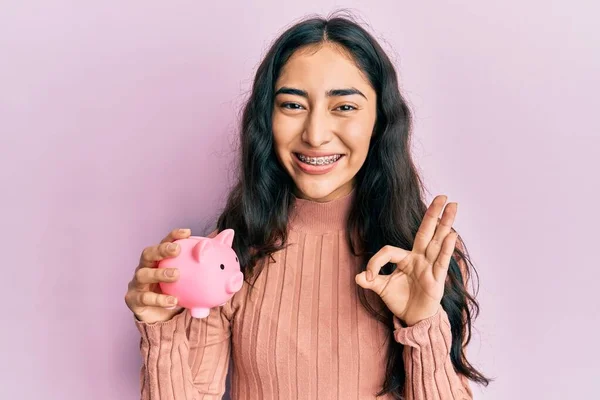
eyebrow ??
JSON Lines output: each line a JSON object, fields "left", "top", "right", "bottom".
{"left": 274, "top": 86, "right": 367, "bottom": 100}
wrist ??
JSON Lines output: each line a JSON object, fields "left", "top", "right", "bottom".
{"left": 397, "top": 304, "right": 442, "bottom": 327}
{"left": 133, "top": 307, "right": 185, "bottom": 324}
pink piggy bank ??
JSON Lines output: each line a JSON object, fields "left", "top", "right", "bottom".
{"left": 158, "top": 229, "right": 244, "bottom": 318}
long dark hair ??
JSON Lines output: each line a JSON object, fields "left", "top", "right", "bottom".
{"left": 217, "top": 12, "right": 490, "bottom": 398}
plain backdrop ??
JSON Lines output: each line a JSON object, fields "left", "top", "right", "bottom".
{"left": 1, "top": 1, "right": 598, "bottom": 399}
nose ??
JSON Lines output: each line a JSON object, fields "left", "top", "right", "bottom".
{"left": 302, "top": 109, "right": 333, "bottom": 147}
{"left": 226, "top": 272, "right": 244, "bottom": 294}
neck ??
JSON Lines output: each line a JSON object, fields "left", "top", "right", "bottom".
{"left": 292, "top": 181, "right": 356, "bottom": 203}
{"left": 288, "top": 188, "right": 356, "bottom": 233}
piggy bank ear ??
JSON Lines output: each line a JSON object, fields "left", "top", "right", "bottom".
{"left": 192, "top": 239, "right": 210, "bottom": 262}
{"left": 214, "top": 229, "right": 235, "bottom": 247}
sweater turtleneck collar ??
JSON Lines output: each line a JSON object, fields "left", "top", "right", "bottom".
{"left": 288, "top": 188, "right": 356, "bottom": 233}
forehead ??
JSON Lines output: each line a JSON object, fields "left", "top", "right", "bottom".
{"left": 277, "top": 43, "right": 373, "bottom": 91}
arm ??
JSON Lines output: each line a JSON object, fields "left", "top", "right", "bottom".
{"left": 393, "top": 308, "right": 472, "bottom": 399}
{"left": 135, "top": 303, "right": 232, "bottom": 400}
{"left": 393, "top": 236, "right": 473, "bottom": 400}
{"left": 356, "top": 199, "right": 477, "bottom": 399}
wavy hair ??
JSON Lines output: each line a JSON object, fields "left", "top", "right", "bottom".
{"left": 216, "top": 12, "right": 490, "bottom": 398}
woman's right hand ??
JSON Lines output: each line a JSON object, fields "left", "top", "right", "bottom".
{"left": 125, "top": 228, "right": 192, "bottom": 323}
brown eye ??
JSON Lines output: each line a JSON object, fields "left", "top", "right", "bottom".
{"left": 335, "top": 104, "right": 357, "bottom": 112}
{"left": 282, "top": 102, "right": 304, "bottom": 110}
{"left": 220, "top": 264, "right": 225, "bottom": 270}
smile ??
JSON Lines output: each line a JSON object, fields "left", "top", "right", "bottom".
{"left": 295, "top": 153, "right": 342, "bottom": 166}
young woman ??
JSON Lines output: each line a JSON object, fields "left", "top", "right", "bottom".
{"left": 125, "top": 14, "right": 489, "bottom": 400}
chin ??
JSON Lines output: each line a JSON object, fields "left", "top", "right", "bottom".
{"left": 293, "top": 179, "right": 351, "bottom": 202}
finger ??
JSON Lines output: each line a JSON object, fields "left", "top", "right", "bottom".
{"left": 136, "top": 290, "right": 179, "bottom": 308}
{"left": 432, "top": 231, "right": 458, "bottom": 283}
{"left": 355, "top": 271, "right": 390, "bottom": 294}
{"left": 160, "top": 228, "right": 192, "bottom": 244}
{"left": 138, "top": 241, "right": 181, "bottom": 269}
{"left": 365, "top": 245, "right": 410, "bottom": 282}
{"left": 132, "top": 266, "right": 180, "bottom": 289}
{"left": 413, "top": 195, "right": 448, "bottom": 254}
{"left": 425, "top": 202, "right": 458, "bottom": 263}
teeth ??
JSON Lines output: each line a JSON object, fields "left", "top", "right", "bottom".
{"left": 297, "top": 154, "right": 341, "bottom": 165}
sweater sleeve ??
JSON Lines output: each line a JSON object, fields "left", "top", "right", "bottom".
{"left": 135, "top": 303, "right": 232, "bottom": 400}
{"left": 393, "top": 308, "right": 472, "bottom": 400}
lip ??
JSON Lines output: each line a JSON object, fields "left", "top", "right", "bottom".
{"left": 293, "top": 153, "right": 343, "bottom": 175}
{"left": 296, "top": 150, "right": 342, "bottom": 157}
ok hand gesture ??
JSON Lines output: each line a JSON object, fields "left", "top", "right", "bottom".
{"left": 355, "top": 195, "right": 458, "bottom": 326}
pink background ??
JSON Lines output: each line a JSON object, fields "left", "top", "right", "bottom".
{"left": 1, "top": 1, "right": 598, "bottom": 399}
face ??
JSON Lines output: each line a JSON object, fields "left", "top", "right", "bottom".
{"left": 272, "top": 42, "right": 377, "bottom": 202}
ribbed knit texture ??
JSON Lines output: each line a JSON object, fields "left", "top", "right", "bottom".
{"left": 136, "top": 190, "right": 472, "bottom": 399}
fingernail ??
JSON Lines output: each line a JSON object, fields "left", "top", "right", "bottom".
{"left": 167, "top": 296, "right": 176, "bottom": 305}
{"left": 178, "top": 229, "right": 190, "bottom": 234}
{"left": 167, "top": 243, "right": 177, "bottom": 252}
{"left": 367, "top": 271, "right": 374, "bottom": 281}
{"left": 166, "top": 268, "right": 175, "bottom": 277}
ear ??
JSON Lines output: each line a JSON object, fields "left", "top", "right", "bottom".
{"left": 192, "top": 239, "right": 210, "bottom": 262}
{"left": 214, "top": 229, "right": 235, "bottom": 247}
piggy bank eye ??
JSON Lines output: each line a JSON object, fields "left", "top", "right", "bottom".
{"left": 235, "top": 257, "right": 238, "bottom": 262}
{"left": 220, "top": 264, "right": 225, "bottom": 270}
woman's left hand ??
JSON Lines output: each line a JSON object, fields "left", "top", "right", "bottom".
{"left": 355, "top": 195, "right": 458, "bottom": 327}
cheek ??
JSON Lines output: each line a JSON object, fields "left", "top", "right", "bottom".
{"left": 337, "top": 118, "right": 373, "bottom": 157}
{"left": 272, "top": 112, "right": 303, "bottom": 149}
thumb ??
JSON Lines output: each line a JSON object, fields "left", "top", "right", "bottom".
{"left": 355, "top": 271, "right": 371, "bottom": 289}
{"left": 355, "top": 271, "right": 385, "bottom": 294}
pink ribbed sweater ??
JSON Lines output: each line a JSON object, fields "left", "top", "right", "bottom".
{"left": 135, "top": 191, "right": 473, "bottom": 399}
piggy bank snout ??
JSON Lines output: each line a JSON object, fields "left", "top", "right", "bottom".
{"left": 226, "top": 272, "right": 244, "bottom": 294}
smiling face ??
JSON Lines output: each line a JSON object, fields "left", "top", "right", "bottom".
{"left": 272, "top": 42, "right": 377, "bottom": 202}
